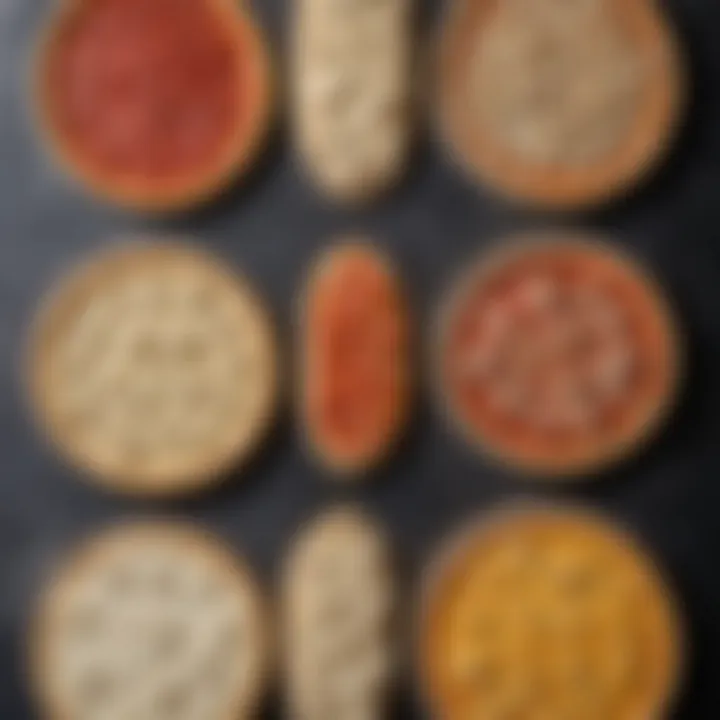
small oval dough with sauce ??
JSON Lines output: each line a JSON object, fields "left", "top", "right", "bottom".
{"left": 300, "top": 242, "right": 410, "bottom": 475}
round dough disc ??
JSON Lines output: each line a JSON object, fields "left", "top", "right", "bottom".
{"left": 26, "top": 239, "right": 278, "bottom": 495}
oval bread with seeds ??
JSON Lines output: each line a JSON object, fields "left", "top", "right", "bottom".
{"left": 292, "top": 0, "right": 413, "bottom": 203}
{"left": 283, "top": 507, "right": 396, "bottom": 720}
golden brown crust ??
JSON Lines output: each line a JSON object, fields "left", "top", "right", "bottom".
{"left": 29, "top": 520, "right": 270, "bottom": 720}
{"left": 298, "top": 240, "right": 412, "bottom": 478}
{"left": 418, "top": 502, "right": 685, "bottom": 720}
{"left": 437, "top": 0, "right": 685, "bottom": 209}
{"left": 25, "top": 238, "right": 279, "bottom": 496}
{"left": 32, "top": 0, "right": 274, "bottom": 213}
{"left": 433, "top": 231, "right": 683, "bottom": 478}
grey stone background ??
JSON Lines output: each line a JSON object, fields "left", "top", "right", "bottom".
{"left": 0, "top": 0, "right": 719, "bottom": 716}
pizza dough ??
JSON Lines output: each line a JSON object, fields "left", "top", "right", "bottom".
{"left": 26, "top": 239, "right": 278, "bottom": 495}
{"left": 438, "top": 0, "right": 684, "bottom": 208}
{"left": 436, "top": 233, "right": 681, "bottom": 476}
{"left": 31, "top": 521, "right": 268, "bottom": 720}
{"left": 420, "top": 505, "right": 684, "bottom": 720}
{"left": 283, "top": 507, "right": 395, "bottom": 720}
{"left": 34, "top": 0, "right": 273, "bottom": 211}
{"left": 472, "top": 0, "right": 645, "bottom": 167}
{"left": 300, "top": 241, "right": 411, "bottom": 475}
{"left": 292, "top": 0, "right": 412, "bottom": 203}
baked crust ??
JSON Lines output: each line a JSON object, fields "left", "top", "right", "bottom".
{"left": 30, "top": 520, "right": 270, "bottom": 720}
{"left": 418, "top": 502, "right": 685, "bottom": 720}
{"left": 298, "top": 240, "right": 412, "bottom": 477}
{"left": 438, "top": 0, "right": 685, "bottom": 209}
{"left": 26, "top": 238, "right": 279, "bottom": 496}
{"left": 32, "top": 0, "right": 274, "bottom": 212}
{"left": 433, "top": 231, "right": 683, "bottom": 478}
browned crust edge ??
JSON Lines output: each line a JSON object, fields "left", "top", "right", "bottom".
{"left": 415, "top": 500, "right": 687, "bottom": 720}
{"left": 297, "top": 239, "right": 413, "bottom": 479}
{"left": 23, "top": 237, "right": 280, "bottom": 497}
{"left": 436, "top": 0, "right": 687, "bottom": 210}
{"left": 28, "top": 519, "right": 272, "bottom": 720}
{"left": 431, "top": 230, "right": 684, "bottom": 480}
{"left": 31, "top": 0, "right": 275, "bottom": 213}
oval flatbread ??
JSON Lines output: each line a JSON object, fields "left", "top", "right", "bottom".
{"left": 283, "top": 507, "right": 396, "bottom": 720}
{"left": 292, "top": 0, "right": 413, "bottom": 203}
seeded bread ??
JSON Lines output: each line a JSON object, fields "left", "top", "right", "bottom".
{"left": 293, "top": 0, "right": 413, "bottom": 203}
{"left": 283, "top": 507, "right": 396, "bottom": 720}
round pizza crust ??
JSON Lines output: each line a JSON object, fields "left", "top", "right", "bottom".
{"left": 30, "top": 520, "right": 270, "bottom": 720}
{"left": 26, "top": 238, "right": 279, "bottom": 496}
{"left": 437, "top": 0, "right": 685, "bottom": 209}
{"left": 433, "top": 231, "right": 683, "bottom": 478}
{"left": 32, "top": 0, "right": 274, "bottom": 213}
{"left": 418, "top": 502, "right": 685, "bottom": 720}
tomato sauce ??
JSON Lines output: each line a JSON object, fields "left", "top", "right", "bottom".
{"left": 45, "top": 0, "right": 247, "bottom": 182}
{"left": 442, "top": 244, "right": 677, "bottom": 470}
{"left": 306, "top": 250, "right": 405, "bottom": 462}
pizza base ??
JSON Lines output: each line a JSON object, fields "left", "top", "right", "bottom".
{"left": 433, "top": 231, "right": 683, "bottom": 479}
{"left": 437, "top": 0, "right": 685, "bottom": 209}
{"left": 26, "top": 238, "right": 279, "bottom": 496}
{"left": 419, "top": 502, "right": 685, "bottom": 720}
{"left": 30, "top": 521, "right": 270, "bottom": 720}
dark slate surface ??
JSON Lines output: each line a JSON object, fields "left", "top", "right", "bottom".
{"left": 1, "top": 0, "right": 719, "bottom": 717}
